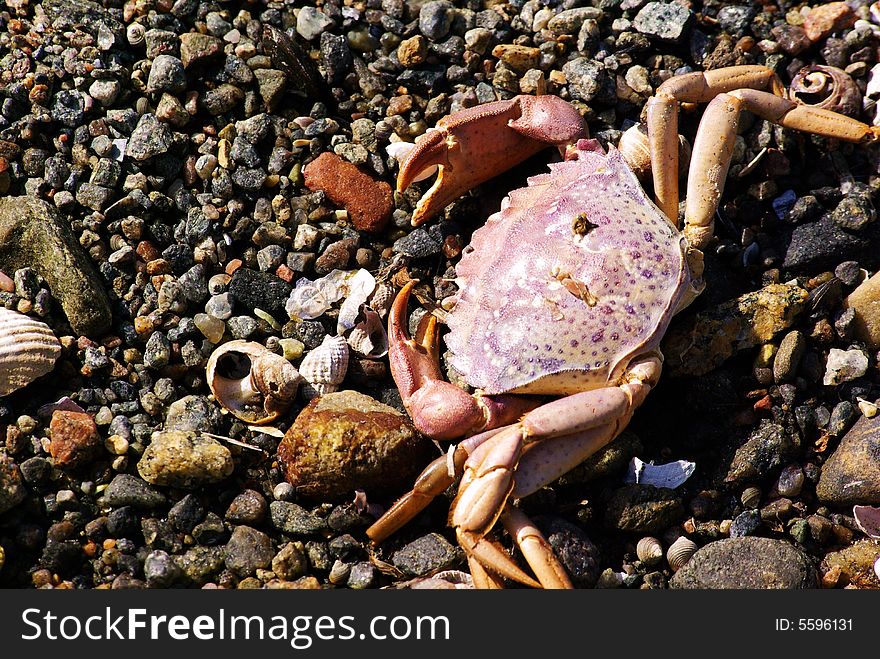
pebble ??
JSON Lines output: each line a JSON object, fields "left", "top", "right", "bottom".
{"left": 823, "top": 348, "right": 868, "bottom": 385}
{"left": 147, "top": 55, "right": 187, "bottom": 95}
{"left": 137, "top": 431, "right": 233, "bottom": 489}
{"left": 102, "top": 474, "right": 167, "bottom": 509}
{"left": 269, "top": 501, "right": 328, "bottom": 536}
{"left": 144, "top": 550, "right": 182, "bottom": 587}
{"left": 604, "top": 484, "right": 685, "bottom": 533}
{"left": 821, "top": 539, "right": 880, "bottom": 588}
{"left": 419, "top": 1, "right": 455, "bottom": 41}
{"left": 225, "top": 489, "right": 268, "bottom": 526}
{"left": 816, "top": 414, "right": 880, "bottom": 505}
{"left": 0, "top": 455, "right": 26, "bottom": 515}
{"left": 843, "top": 270, "right": 880, "bottom": 348}
{"left": 772, "top": 330, "right": 805, "bottom": 383}
{"left": 277, "top": 390, "right": 432, "bottom": 500}
{"left": 398, "top": 36, "right": 428, "bottom": 68}
{"left": 173, "top": 546, "right": 226, "bottom": 586}
{"left": 547, "top": 8, "right": 604, "bottom": 36}
{"left": 296, "top": 6, "right": 333, "bottom": 41}
{"left": 803, "top": 2, "right": 856, "bottom": 42}
{"left": 633, "top": 2, "right": 694, "bottom": 42}
{"left": 303, "top": 153, "right": 394, "bottom": 233}
{"left": 562, "top": 58, "right": 613, "bottom": 104}
{"left": 272, "top": 541, "right": 309, "bottom": 581}
{"left": 168, "top": 494, "right": 206, "bottom": 534}
{"left": 0, "top": 197, "right": 112, "bottom": 336}
{"left": 225, "top": 526, "right": 274, "bottom": 577}
{"left": 782, "top": 216, "right": 876, "bottom": 273}
{"left": 48, "top": 410, "right": 101, "bottom": 469}
{"left": 670, "top": 538, "right": 816, "bottom": 589}
{"left": 392, "top": 226, "right": 444, "bottom": 258}
{"left": 391, "top": 533, "right": 462, "bottom": 577}
{"left": 126, "top": 113, "right": 174, "bottom": 161}
{"left": 725, "top": 420, "right": 800, "bottom": 485}
{"left": 228, "top": 268, "right": 292, "bottom": 314}
{"left": 540, "top": 518, "right": 600, "bottom": 588}
{"left": 179, "top": 32, "right": 224, "bottom": 68}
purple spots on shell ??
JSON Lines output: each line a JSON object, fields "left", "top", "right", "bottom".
{"left": 592, "top": 329, "right": 604, "bottom": 342}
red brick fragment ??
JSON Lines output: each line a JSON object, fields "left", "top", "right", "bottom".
{"left": 303, "top": 152, "right": 394, "bottom": 233}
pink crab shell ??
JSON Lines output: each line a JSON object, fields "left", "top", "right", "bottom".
{"left": 445, "top": 140, "right": 692, "bottom": 395}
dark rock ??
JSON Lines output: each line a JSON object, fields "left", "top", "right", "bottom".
{"left": 228, "top": 268, "right": 291, "bottom": 314}
{"left": 168, "top": 494, "right": 206, "bottom": 533}
{"left": 269, "top": 501, "right": 328, "bottom": 535}
{"left": 605, "top": 484, "right": 685, "bottom": 533}
{"left": 538, "top": 517, "right": 600, "bottom": 588}
{"left": 0, "top": 455, "right": 25, "bottom": 514}
{"left": 225, "top": 525, "right": 274, "bottom": 577}
{"left": 391, "top": 533, "right": 462, "bottom": 577}
{"left": 670, "top": 537, "right": 817, "bottom": 589}
{"left": 102, "top": 474, "right": 167, "bottom": 509}
{"left": 724, "top": 420, "right": 801, "bottom": 485}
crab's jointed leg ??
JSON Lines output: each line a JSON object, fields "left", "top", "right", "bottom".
{"left": 646, "top": 64, "right": 880, "bottom": 249}
{"left": 398, "top": 95, "right": 588, "bottom": 226}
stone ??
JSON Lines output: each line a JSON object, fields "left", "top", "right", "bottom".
{"left": 179, "top": 33, "right": 224, "bottom": 68}
{"left": 633, "top": 2, "right": 694, "bottom": 42}
{"left": 146, "top": 55, "right": 187, "bottom": 94}
{"left": 491, "top": 44, "right": 540, "bottom": 73}
{"left": 254, "top": 69, "right": 287, "bottom": 112}
{"left": 391, "top": 533, "right": 462, "bottom": 577}
{"left": 296, "top": 6, "right": 333, "bottom": 41}
{"left": 48, "top": 410, "right": 101, "bottom": 469}
{"left": 0, "top": 196, "right": 112, "bottom": 336}
{"left": 277, "top": 390, "right": 432, "bottom": 500}
{"left": 821, "top": 539, "right": 880, "bottom": 588}
{"left": 562, "top": 58, "right": 614, "bottom": 104}
{"left": 137, "top": 430, "right": 234, "bottom": 489}
{"left": 126, "top": 113, "right": 173, "bottom": 161}
{"left": 303, "top": 153, "right": 394, "bottom": 233}
{"left": 225, "top": 525, "right": 274, "bottom": 577}
{"left": 670, "top": 537, "right": 816, "bottom": 589}
{"left": 605, "top": 484, "right": 685, "bottom": 533}
{"left": 269, "top": 501, "right": 328, "bottom": 535}
{"left": 225, "top": 489, "right": 268, "bottom": 525}
{"left": 103, "top": 474, "right": 167, "bottom": 509}
{"left": 772, "top": 330, "right": 805, "bottom": 383}
{"left": 0, "top": 455, "right": 25, "bottom": 515}
{"left": 419, "top": 1, "right": 456, "bottom": 41}
{"left": 803, "top": 2, "right": 856, "bottom": 42}
{"left": 398, "top": 36, "right": 428, "bottom": 67}
{"left": 725, "top": 420, "right": 800, "bottom": 485}
{"left": 783, "top": 216, "right": 879, "bottom": 273}
{"left": 272, "top": 541, "right": 309, "bottom": 581}
{"left": 816, "top": 414, "right": 880, "bottom": 506}
{"left": 823, "top": 348, "right": 868, "bottom": 386}
{"left": 164, "top": 395, "right": 222, "bottom": 433}
{"left": 662, "top": 284, "right": 808, "bottom": 377}
{"left": 228, "top": 268, "right": 291, "bottom": 314}
{"left": 547, "top": 8, "right": 604, "bottom": 36}
{"left": 843, "top": 270, "right": 880, "bottom": 349}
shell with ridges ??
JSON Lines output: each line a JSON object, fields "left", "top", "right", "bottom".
{"left": 347, "top": 308, "right": 388, "bottom": 358}
{"left": 300, "top": 334, "right": 349, "bottom": 396}
{"left": 0, "top": 308, "right": 61, "bottom": 397}
{"left": 666, "top": 536, "right": 698, "bottom": 572}
{"left": 206, "top": 340, "right": 301, "bottom": 424}
{"left": 636, "top": 536, "right": 663, "bottom": 565}
{"left": 740, "top": 486, "right": 761, "bottom": 509}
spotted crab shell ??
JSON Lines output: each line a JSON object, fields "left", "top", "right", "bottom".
{"left": 0, "top": 308, "right": 61, "bottom": 397}
{"left": 299, "top": 334, "right": 349, "bottom": 396}
{"left": 206, "top": 340, "right": 301, "bottom": 424}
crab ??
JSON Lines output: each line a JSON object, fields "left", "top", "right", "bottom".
{"left": 366, "top": 65, "right": 880, "bottom": 589}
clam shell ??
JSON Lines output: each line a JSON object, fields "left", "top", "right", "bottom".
{"left": 617, "top": 123, "right": 691, "bottom": 182}
{"left": 0, "top": 308, "right": 61, "bottom": 397}
{"left": 636, "top": 536, "right": 663, "bottom": 565}
{"left": 666, "top": 536, "right": 698, "bottom": 572}
{"left": 206, "top": 340, "right": 301, "bottom": 424}
{"left": 740, "top": 486, "right": 761, "bottom": 509}
{"left": 300, "top": 334, "right": 349, "bottom": 396}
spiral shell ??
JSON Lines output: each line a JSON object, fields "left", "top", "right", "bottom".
{"left": 740, "top": 486, "right": 761, "bottom": 509}
{"left": 368, "top": 282, "right": 394, "bottom": 318}
{"left": 617, "top": 123, "right": 691, "bottom": 183}
{"left": 790, "top": 65, "right": 861, "bottom": 117}
{"left": 666, "top": 536, "right": 698, "bottom": 572}
{"left": 636, "top": 536, "right": 663, "bottom": 566}
{"left": 0, "top": 308, "right": 61, "bottom": 397}
{"left": 126, "top": 22, "right": 146, "bottom": 46}
{"left": 206, "top": 340, "right": 301, "bottom": 424}
{"left": 299, "top": 334, "right": 349, "bottom": 397}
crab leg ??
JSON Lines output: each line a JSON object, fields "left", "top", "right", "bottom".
{"left": 398, "top": 95, "right": 587, "bottom": 226}
{"left": 682, "top": 89, "right": 880, "bottom": 249}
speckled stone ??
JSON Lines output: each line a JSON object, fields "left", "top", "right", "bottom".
{"left": 137, "top": 431, "right": 234, "bottom": 489}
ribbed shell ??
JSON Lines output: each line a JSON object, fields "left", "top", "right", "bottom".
{"left": 636, "top": 536, "right": 663, "bottom": 565}
{"left": 666, "top": 536, "right": 698, "bottom": 572}
{"left": 740, "top": 486, "right": 761, "bottom": 509}
{"left": 0, "top": 308, "right": 61, "bottom": 397}
{"left": 300, "top": 334, "right": 349, "bottom": 395}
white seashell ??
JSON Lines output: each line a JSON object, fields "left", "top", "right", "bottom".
{"left": 368, "top": 282, "right": 394, "bottom": 318}
{"left": 636, "top": 537, "right": 663, "bottom": 566}
{"left": 346, "top": 308, "right": 388, "bottom": 358}
{"left": 666, "top": 536, "right": 698, "bottom": 572}
{"left": 206, "top": 340, "right": 301, "bottom": 424}
{"left": 740, "top": 486, "right": 761, "bottom": 509}
{"left": 0, "top": 308, "right": 61, "bottom": 397}
{"left": 299, "top": 335, "right": 349, "bottom": 397}
{"left": 337, "top": 269, "right": 376, "bottom": 333}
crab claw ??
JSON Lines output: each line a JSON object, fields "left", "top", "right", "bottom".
{"left": 388, "top": 281, "right": 537, "bottom": 440}
{"left": 399, "top": 95, "right": 588, "bottom": 226}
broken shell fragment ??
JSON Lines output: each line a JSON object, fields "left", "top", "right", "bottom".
{"left": 0, "top": 308, "right": 61, "bottom": 397}
{"left": 299, "top": 334, "right": 349, "bottom": 397}
{"left": 346, "top": 307, "right": 389, "bottom": 358}
{"left": 790, "top": 65, "right": 862, "bottom": 117}
{"left": 666, "top": 536, "right": 698, "bottom": 572}
{"left": 206, "top": 340, "right": 301, "bottom": 424}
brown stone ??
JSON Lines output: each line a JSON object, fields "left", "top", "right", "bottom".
{"left": 803, "top": 2, "right": 855, "bottom": 42}
{"left": 844, "top": 270, "right": 880, "bottom": 349}
{"left": 816, "top": 414, "right": 880, "bottom": 506}
{"left": 303, "top": 152, "right": 394, "bottom": 233}
{"left": 277, "top": 390, "right": 433, "bottom": 500}
{"left": 397, "top": 36, "right": 428, "bottom": 68}
{"left": 49, "top": 410, "right": 101, "bottom": 469}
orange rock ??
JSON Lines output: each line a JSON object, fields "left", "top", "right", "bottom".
{"left": 48, "top": 410, "right": 100, "bottom": 469}
{"left": 803, "top": 2, "right": 855, "bottom": 42}
{"left": 303, "top": 152, "right": 394, "bottom": 233}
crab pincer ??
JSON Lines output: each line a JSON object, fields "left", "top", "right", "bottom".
{"left": 398, "top": 95, "right": 588, "bottom": 226}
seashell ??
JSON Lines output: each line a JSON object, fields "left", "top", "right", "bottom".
{"left": 617, "top": 123, "right": 691, "bottom": 183}
{"left": 206, "top": 340, "right": 301, "bottom": 424}
{"left": 346, "top": 307, "right": 389, "bottom": 358}
{"left": 299, "top": 334, "right": 349, "bottom": 397}
{"left": 666, "top": 536, "right": 698, "bottom": 572}
{"left": 337, "top": 269, "right": 376, "bottom": 334}
{"left": 368, "top": 282, "right": 394, "bottom": 318}
{"left": 0, "top": 308, "right": 61, "bottom": 397}
{"left": 740, "top": 486, "right": 761, "bottom": 509}
{"left": 636, "top": 537, "right": 663, "bottom": 566}
{"left": 126, "top": 22, "right": 146, "bottom": 46}
{"left": 790, "top": 65, "right": 861, "bottom": 118}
